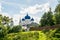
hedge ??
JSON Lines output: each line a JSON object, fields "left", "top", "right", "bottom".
{"left": 4, "top": 31, "right": 47, "bottom": 40}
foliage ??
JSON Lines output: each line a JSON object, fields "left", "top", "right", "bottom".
{"left": 55, "top": 13, "right": 60, "bottom": 24}
{"left": 40, "top": 12, "right": 47, "bottom": 26}
{"left": 8, "top": 25, "right": 22, "bottom": 33}
{"left": 55, "top": 4, "right": 60, "bottom": 13}
{"left": 0, "top": 2, "right": 60, "bottom": 40}
{"left": 40, "top": 8, "right": 54, "bottom": 26}
{"left": 0, "top": 14, "right": 12, "bottom": 27}
{"left": 0, "top": 30, "right": 59, "bottom": 40}
{"left": 52, "top": 28, "right": 60, "bottom": 40}
{"left": 0, "top": 24, "right": 8, "bottom": 38}
{"left": 4, "top": 31, "right": 47, "bottom": 40}
{"left": 54, "top": 4, "right": 60, "bottom": 24}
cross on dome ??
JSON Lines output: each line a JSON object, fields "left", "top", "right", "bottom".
{"left": 25, "top": 13, "right": 31, "bottom": 19}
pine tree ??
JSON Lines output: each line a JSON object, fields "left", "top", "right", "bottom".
{"left": 55, "top": 4, "right": 60, "bottom": 24}
{"left": 40, "top": 12, "right": 47, "bottom": 26}
{"left": 40, "top": 8, "right": 54, "bottom": 26}
{"left": 47, "top": 8, "right": 55, "bottom": 26}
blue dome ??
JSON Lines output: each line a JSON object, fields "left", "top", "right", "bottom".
{"left": 25, "top": 14, "right": 30, "bottom": 19}
{"left": 31, "top": 18, "right": 34, "bottom": 21}
{"left": 22, "top": 18, "right": 25, "bottom": 21}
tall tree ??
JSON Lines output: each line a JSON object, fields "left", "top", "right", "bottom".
{"left": 55, "top": 4, "right": 60, "bottom": 13}
{"left": 8, "top": 25, "right": 22, "bottom": 33}
{"left": 40, "top": 8, "right": 54, "bottom": 26}
{"left": 47, "top": 8, "right": 55, "bottom": 26}
{"left": 0, "top": 14, "right": 3, "bottom": 24}
{"left": 55, "top": 4, "right": 60, "bottom": 24}
{"left": 40, "top": 12, "right": 47, "bottom": 26}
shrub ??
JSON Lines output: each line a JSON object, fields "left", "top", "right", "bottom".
{"left": 8, "top": 25, "right": 22, "bottom": 33}
{"left": 4, "top": 31, "right": 47, "bottom": 40}
{"left": 0, "top": 25, "right": 7, "bottom": 38}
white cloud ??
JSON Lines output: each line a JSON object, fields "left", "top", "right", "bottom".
{"left": 13, "top": 14, "right": 25, "bottom": 25}
{"left": 26, "top": 0, "right": 31, "bottom": 3}
{"left": 0, "top": 12, "right": 12, "bottom": 18}
{"left": 1, "top": 1, "right": 25, "bottom": 8}
{"left": 0, "top": 2, "right": 50, "bottom": 25}
{"left": 12, "top": 3, "right": 50, "bottom": 25}
{"left": 16, "top": 3, "right": 50, "bottom": 25}
{"left": 20, "top": 3, "right": 50, "bottom": 14}
{"left": 0, "top": 3, "right": 11, "bottom": 18}
{"left": 29, "top": 15, "right": 40, "bottom": 23}
{"left": 0, "top": 0, "right": 58, "bottom": 25}
{"left": 0, "top": 3, "right": 1, "bottom": 12}
{"left": 13, "top": 14, "right": 40, "bottom": 25}
{"left": 48, "top": 0, "right": 57, "bottom": 3}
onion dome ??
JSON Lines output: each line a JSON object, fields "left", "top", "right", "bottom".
{"left": 25, "top": 14, "right": 30, "bottom": 19}
{"left": 22, "top": 18, "right": 25, "bottom": 21}
{"left": 31, "top": 18, "right": 34, "bottom": 21}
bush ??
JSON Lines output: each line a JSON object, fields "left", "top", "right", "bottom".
{"left": 4, "top": 31, "right": 47, "bottom": 40}
{"left": 0, "top": 25, "right": 7, "bottom": 38}
{"left": 8, "top": 25, "right": 22, "bottom": 33}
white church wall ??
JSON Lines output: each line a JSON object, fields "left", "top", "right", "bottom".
{"left": 25, "top": 19, "right": 31, "bottom": 24}
{"left": 19, "top": 14, "right": 34, "bottom": 31}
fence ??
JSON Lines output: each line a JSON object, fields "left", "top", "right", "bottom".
{"left": 30, "top": 24, "right": 60, "bottom": 31}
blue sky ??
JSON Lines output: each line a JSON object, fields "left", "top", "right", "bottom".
{"left": 0, "top": 0, "right": 58, "bottom": 25}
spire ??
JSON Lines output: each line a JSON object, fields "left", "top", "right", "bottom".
{"left": 49, "top": 7, "right": 51, "bottom": 12}
{"left": 25, "top": 13, "right": 30, "bottom": 19}
{"left": 10, "top": 18, "right": 13, "bottom": 26}
{"left": 27, "top": 13, "right": 28, "bottom": 16}
{"left": 31, "top": 18, "right": 34, "bottom": 21}
{"left": 19, "top": 18, "right": 21, "bottom": 24}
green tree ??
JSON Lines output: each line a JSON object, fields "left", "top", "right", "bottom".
{"left": 47, "top": 8, "right": 55, "bottom": 26}
{"left": 0, "top": 14, "right": 13, "bottom": 40}
{"left": 55, "top": 4, "right": 60, "bottom": 13}
{"left": 55, "top": 4, "right": 60, "bottom": 24}
{"left": 0, "top": 14, "right": 3, "bottom": 24}
{"left": 40, "top": 12, "right": 47, "bottom": 26}
{"left": 8, "top": 25, "right": 22, "bottom": 33}
{"left": 0, "top": 25, "right": 8, "bottom": 40}
{"left": 3, "top": 16, "right": 10, "bottom": 26}
{"left": 40, "top": 8, "right": 54, "bottom": 26}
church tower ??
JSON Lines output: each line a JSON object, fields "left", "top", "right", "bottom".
{"left": 19, "top": 13, "right": 34, "bottom": 31}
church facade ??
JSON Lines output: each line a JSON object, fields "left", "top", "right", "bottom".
{"left": 19, "top": 14, "right": 34, "bottom": 31}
